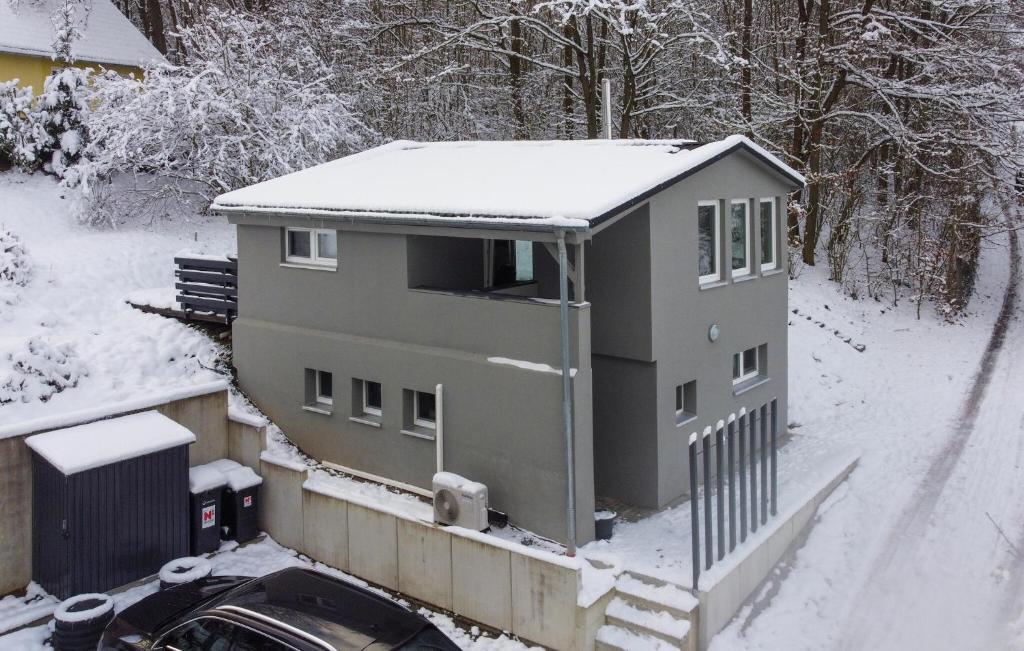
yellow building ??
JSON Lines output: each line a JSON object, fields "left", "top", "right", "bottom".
{"left": 0, "top": 0, "right": 164, "bottom": 92}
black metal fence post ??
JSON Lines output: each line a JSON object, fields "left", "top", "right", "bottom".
{"left": 727, "top": 418, "right": 736, "bottom": 552}
{"left": 770, "top": 398, "right": 778, "bottom": 517}
{"left": 702, "top": 430, "right": 713, "bottom": 570}
{"left": 749, "top": 409, "right": 758, "bottom": 533}
{"left": 739, "top": 412, "right": 747, "bottom": 543}
{"left": 715, "top": 423, "right": 725, "bottom": 561}
{"left": 760, "top": 404, "right": 768, "bottom": 525}
{"left": 689, "top": 434, "right": 700, "bottom": 590}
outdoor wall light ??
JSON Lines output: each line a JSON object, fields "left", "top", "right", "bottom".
{"left": 708, "top": 324, "right": 721, "bottom": 342}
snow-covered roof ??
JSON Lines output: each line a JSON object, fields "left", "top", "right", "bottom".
{"left": 25, "top": 410, "right": 195, "bottom": 474}
{"left": 0, "top": 0, "right": 164, "bottom": 69}
{"left": 213, "top": 135, "right": 805, "bottom": 233}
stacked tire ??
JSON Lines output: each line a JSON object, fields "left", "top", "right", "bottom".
{"left": 52, "top": 593, "right": 115, "bottom": 651}
{"left": 159, "top": 556, "right": 213, "bottom": 590}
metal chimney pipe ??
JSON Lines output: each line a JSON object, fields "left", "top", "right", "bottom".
{"left": 602, "top": 78, "right": 612, "bottom": 140}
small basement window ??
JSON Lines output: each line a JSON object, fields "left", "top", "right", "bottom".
{"left": 698, "top": 201, "right": 720, "bottom": 284}
{"left": 414, "top": 391, "right": 436, "bottom": 428}
{"left": 353, "top": 379, "right": 382, "bottom": 417}
{"left": 732, "top": 346, "right": 761, "bottom": 385}
{"left": 304, "top": 368, "right": 333, "bottom": 414}
{"left": 675, "top": 380, "right": 697, "bottom": 426}
{"left": 316, "top": 370, "right": 333, "bottom": 405}
{"left": 286, "top": 228, "right": 338, "bottom": 267}
{"left": 731, "top": 199, "right": 750, "bottom": 277}
{"left": 760, "top": 198, "right": 777, "bottom": 272}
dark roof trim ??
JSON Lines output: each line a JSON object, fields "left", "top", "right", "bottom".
{"left": 588, "top": 140, "right": 805, "bottom": 228}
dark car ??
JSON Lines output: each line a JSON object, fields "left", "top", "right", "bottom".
{"left": 99, "top": 567, "right": 460, "bottom": 650}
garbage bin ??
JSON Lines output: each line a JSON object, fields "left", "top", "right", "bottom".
{"left": 189, "top": 465, "right": 227, "bottom": 555}
{"left": 222, "top": 465, "right": 262, "bottom": 544}
{"left": 207, "top": 459, "right": 242, "bottom": 540}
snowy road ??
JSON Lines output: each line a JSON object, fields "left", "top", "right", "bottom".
{"left": 713, "top": 207, "right": 1024, "bottom": 650}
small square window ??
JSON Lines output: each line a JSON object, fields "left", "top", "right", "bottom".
{"left": 414, "top": 391, "right": 436, "bottom": 428}
{"left": 316, "top": 370, "right": 333, "bottom": 405}
{"left": 675, "top": 380, "right": 697, "bottom": 425}
{"left": 363, "top": 380, "right": 382, "bottom": 416}
{"left": 732, "top": 346, "right": 760, "bottom": 385}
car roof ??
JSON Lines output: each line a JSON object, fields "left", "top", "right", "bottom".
{"left": 211, "top": 567, "right": 429, "bottom": 650}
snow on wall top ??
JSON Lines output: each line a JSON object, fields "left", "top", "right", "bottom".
{"left": 25, "top": 410, "right": 195, "bottom": 474}
{"left": 0, "top": 0, "right": 165, "bottom": 69}
{"left": 212, "top": 136, "right": 805, "bottom": 231}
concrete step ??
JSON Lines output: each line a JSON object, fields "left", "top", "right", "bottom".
{"left": 605, "top": 597, "right": 691, "bottom": 647}
{"left": 615, "top": 572, "right": 699, "bottom": 621}
{"left": 595, "top": 624, "right": 681, "bottom": 651}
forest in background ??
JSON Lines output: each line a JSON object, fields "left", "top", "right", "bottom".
{"left": 12, "top": 0, "right": 1024, "bottom": 314}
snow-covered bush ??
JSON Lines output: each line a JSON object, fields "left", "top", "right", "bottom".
{"left": 0, "top": 337, "right": 87, "bottom": 405}
{"left": 71, "top": 7, "right": 369, "bottom": 226}
{"left": 0, "top": 230, "right": 31, "bottom": 288}
{"left": 0, "top": 81, "right": 44, "bottom": 170}
{"left": 37, "top": 67, "right": 90, "bottom": 178}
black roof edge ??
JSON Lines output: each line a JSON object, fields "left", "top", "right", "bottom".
{"left": 588, "top": 140, "right": 805, "bottom": 229}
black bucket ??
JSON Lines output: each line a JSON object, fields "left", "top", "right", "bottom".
{"left": 595, "top": 511, "right": 617, "bottom": 540}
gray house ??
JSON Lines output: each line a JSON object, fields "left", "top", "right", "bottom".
{"left": 213, "top": 136, "right": 803, "bottom": 547}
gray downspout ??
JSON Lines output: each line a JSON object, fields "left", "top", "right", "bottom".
{"left": 557, "top": 231, "right": 577, "bottom": 557}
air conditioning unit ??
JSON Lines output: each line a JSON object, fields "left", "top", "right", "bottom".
{"left": 433, "top": 472, "right": 488, "bottom": 531}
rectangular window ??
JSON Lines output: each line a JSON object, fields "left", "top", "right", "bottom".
{"left": 363, "top": 380, "right": 382, "bottom": 417}
{"left": 487, "top": 240, "right": 534, "bottom": 286}
{"left": 414, "top": 391, "right": 436, "bottom": 428}
{"left": 732, "top": 347, "right": 759, "bottom": 385}
{"left": 760, "top": 198, "right": 777, "bottom": 271}
{"left": 731, "top": 200, "right": 750, "bottom": 277}
{"left": 698, "top": 201, "right": 720, "bottom": 284}
{"left": 285, "top": 228, "right": 338, "bottom": 267}
{"left": 316, "top": 370, "right": 333, "bottom": 405}
{"left": 675, "top": 380, "right": 697, "bottom": 425}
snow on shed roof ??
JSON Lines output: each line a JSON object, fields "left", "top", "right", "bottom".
{"left": 0, "top": 0, "right": 164, "bottom": 69}
{"left": 212, "top": 135, "right": 805, "bottom": 233}
{"left": 25, "top": 410, "right": 195, "bottom": 475}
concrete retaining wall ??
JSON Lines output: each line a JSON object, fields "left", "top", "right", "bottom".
{"left": 254, "top": 454, "right": 600, "bottom": 650}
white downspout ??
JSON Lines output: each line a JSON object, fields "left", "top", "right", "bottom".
{"left": 435, "top": 383, "right": 444, "bottom": 474}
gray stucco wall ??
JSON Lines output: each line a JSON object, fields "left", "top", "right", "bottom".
{"left": 588, "top": 149, "right": 792, "bottom": 508}
{"left": 233, "top": 226, "right": 595, "bottom": 544}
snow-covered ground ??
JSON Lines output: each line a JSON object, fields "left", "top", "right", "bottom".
{"left": 2, "top": 173, "right": 1022, "bottom": 650}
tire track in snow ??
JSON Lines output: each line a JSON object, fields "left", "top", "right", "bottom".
{"left": 839, "top": 205, "right": 1021, "bottom": 650}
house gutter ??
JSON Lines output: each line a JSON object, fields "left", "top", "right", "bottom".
{"left": 556, "top": 230, "right": 577, "bottom": 557}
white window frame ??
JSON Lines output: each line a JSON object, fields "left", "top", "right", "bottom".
{"left": 697, "top": 200, "right": 721, "bottom": 285}
{"left": 730, "top": 199, "right": 751, "bottom": 278}
{"left": 732, "top": 347, "right": 759, "bottom": 385}
{"left": 285, "top": 227, "right": 338, "bottom": 267}
{"left": 413, "top": 391, "right": 436, "bottom": 429}
{"left": 315, "top": 370, "right": 333, "bottom": 406}
{"left": 362, "top": 380, "right": 382, "bottom": 417}
{"left": 759, "top": 198, "right": 778, "bottom": 272}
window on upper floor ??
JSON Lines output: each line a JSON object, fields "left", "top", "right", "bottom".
{"left": 285, "top": 227, "right": 337, "bottom": 267}
{"left": 698, "top": 201, "right": 720, "bottom": 284}
{"left": 486, "top": 239, "right": 534, "bottom": 287}
{"left": 760, "top": 198, "right": 778, "bottom": 272}
{"left": 676, "top": 380, "right": 697, "bottom": 426}
{"left": 730, "top": 199, "right": 750, "bottom": 277}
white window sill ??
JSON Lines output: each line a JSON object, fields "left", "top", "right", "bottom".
{"left": 731, "top": 273, "right": 756, "bottom": 284}
{"left": 349, "top": 415, "right": 382, "bottom": 428}
{"left": 401, "top": 427, "right": 436, "bottom": 441}
{"left": 280, "top": 262, "right": 337, "bottom": 272}
{"left": 761, "top": 267, "right": 784, "bottom": 277}
{"left": 699, "top": 279, "right": 728, "bottom": 291}
{"left": 302, "top": 404, "right": 333, "bottom": 416}
{"left": 733, "top": 376, "right": 769, "bottom": 396}
{"left": 675, "top": 413, "right": 698, "bottom": 428}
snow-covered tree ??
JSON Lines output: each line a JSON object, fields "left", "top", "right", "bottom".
{"left": 0, "top": 81, "right": 39, "bottom": 168}
{"left": 71, "top": 6, "right": 369, "bottom": 225}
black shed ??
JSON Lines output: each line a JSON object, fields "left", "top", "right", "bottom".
{"left": 26, "top": 411, "right": 195, "bottom": 599}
